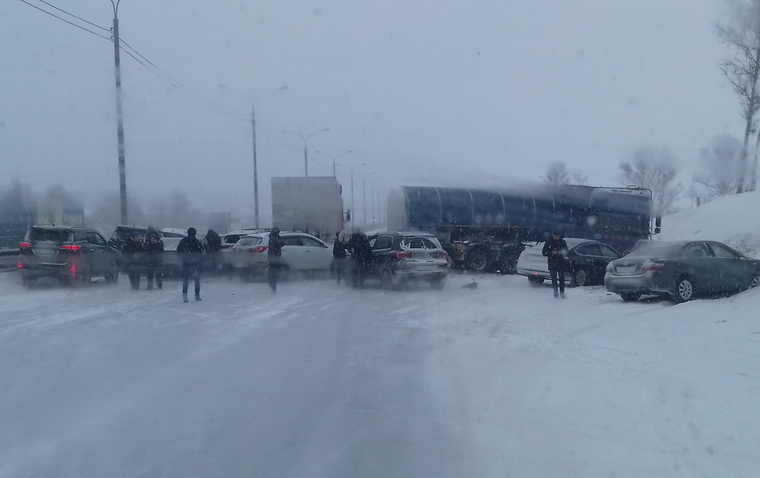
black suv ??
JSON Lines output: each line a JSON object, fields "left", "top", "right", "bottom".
{"left": 108, "top": 225, "right": 165, "bottom": 251}
{"left": 18, "top": 226, "right": 122, "bottom": 285}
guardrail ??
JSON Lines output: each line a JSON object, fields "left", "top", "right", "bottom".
{"left": 0, "top": 248, "right": 17, "bottom": 271}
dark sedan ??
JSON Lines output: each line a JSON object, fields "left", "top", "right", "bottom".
{"left": 516, "top": 238, "right": 622, "bottom": 287}
{"left": 605, "top": 240, "right": 760, "bottom": 303}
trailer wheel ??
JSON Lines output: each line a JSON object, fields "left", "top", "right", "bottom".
{"left": 465, "top": 248, "right": 489, "bottom": 272}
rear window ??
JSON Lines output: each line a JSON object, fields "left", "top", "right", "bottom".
{"left": 625, "top": 241, "right": 680, "bottom": 258}
{"left": 401, "top": 236, "right": 441, "bottom": 250}
{"left": 237, "top": 236, "right": 262, "bottom": 247}
{"left": 28, "top": 228, "right": 72, "bottom": 243}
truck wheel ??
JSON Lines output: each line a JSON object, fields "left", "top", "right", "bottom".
{"left": 465, "top": 248, "right": 489, "bottom": 272}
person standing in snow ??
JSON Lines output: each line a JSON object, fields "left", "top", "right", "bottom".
{"left": 331, "top": 232, "right": 349, "bottom": 284}
{"left": 143, "top": 229, "right": 164, "bottom": 290}
{"left": 122, "top": 231, "right": 144, "bottom": 291}
{"left": 203, "top": 229, "right": 221, "bottom": 274}
{"left": 177, "top": 227, "right": 204, "bottom": 302}
{"left": 348, "top": 231, "right": 372, "bottom": 289}
{"left": 267, "top": 228, "right": 285, "bottom": 291}
{"left": 542, "top": 230, "right": 569, "bottom": 298}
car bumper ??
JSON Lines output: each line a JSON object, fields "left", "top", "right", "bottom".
{"left": 604, "top": 273, "right": 672, "bottom": 296}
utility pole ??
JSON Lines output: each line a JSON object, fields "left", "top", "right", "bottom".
{"left": 362, "top": 178, "right": 366, "bottom": 226}
{"left": 110, "top": 0, "right": 128, "bottom": 224}
{"left": 252, "top": 104, "right": 259, "bottom": 228}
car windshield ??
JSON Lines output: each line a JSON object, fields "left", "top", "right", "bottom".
{"left": 29, "top": 229, "right": 71, "bottom": 242}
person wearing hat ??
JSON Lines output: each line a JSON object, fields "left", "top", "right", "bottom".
{"left": 122, "top": 231, "right": 144, "bottom": 290}
{"left": 267, "top": 227, "right": 285, "bottom": 291}
{"left": 176, "top": 227, "right": 205, "bottom": 302}
{"left": 144, "top": 228, "right": 164, "bottom": 290}
{"left": 542, "top": 230, "right": 569, "bottom": 298}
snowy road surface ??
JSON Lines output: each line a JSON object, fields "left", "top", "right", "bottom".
{"left": 1, "top": 270, "right": 759, "bottom": 477}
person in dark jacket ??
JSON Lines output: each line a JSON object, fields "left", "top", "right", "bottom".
{"left": 122, "top": 231, "right": 144, "bottom": 290}
{"left": 348, "top": 231, "right": 372, "bottom": 289}
{"left": 204, "top": 229, "right": 222, "bottom": 274}
{"left": 177, "top": 227, "right": 205, "bottom": 302}
{"left": 267, "top": 228, "right": 285, "bottom": 291}
{"left": 542, "top": 230, "right": 569, "bottom": 298}
{"left": 144, "top": 230, "right": 164, "bottom": 290}
{"left": 332, "top": 232, "right": 348, "bottom": 284}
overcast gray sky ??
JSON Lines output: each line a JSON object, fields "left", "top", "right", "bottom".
{"left": 0, "top": 0, "right": 742, "bottom": 221}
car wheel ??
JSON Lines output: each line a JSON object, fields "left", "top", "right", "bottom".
{"left": 465, "top": 248, "right": 489, "bottom": 272}
{"left": 528, "top": 276, "right": 544, "bottom": 286}
{"left": 674, "top": 276, "right": 694, "bottom": 303}
{"left": 620, "top": 292, "right": 641, "bottom": 302}
{"left": 570, "top": 269, "right": 588, "bottom": 287}
{"left": 381, "top": 269, "right": 393, "bottom": 290}
{"left": 105, "top": 260, "right": 119, "bottom": 284}
{"left": 750, "top": 272, "right": 760, "bottom": 289}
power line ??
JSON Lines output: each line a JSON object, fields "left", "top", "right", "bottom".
{"left": 18, "top": 0, "right": 110, "bottom": 41}
{"left": 17, "top": 0, "right": 250, "bottom": 123}
{"left": 35, "top": 0, "right": 110, "bottom": 33}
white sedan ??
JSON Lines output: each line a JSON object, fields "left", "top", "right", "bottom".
{"left": 232, "top": 232, "right": 334, "bottom": 275}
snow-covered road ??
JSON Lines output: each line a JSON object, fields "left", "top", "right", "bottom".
{"left": 2, "top": 269, "right": 759, "bottom": 477}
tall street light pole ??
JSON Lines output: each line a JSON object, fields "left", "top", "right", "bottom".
{"left": 316, "top": 150, "right": 352, "bottom": 177}
{"left": 110, "top": 0, "right": 128, "bottom": 224}
{"left": 251, "top": 103, "right": 259, "bottom": 228}
{"left": 337, "top": 162, "right": 366, "bottom": 224}
{"left": 284, "top": 128, "right": 329, "bottom": 177}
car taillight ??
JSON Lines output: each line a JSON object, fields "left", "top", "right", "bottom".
{"left": 393, "top": 251, "right": 412, "bottom": 260}
{"left": 248, "top": 246, "right": 268, "bottom": 253}
{"left": 438, "top": 251, "right": 448, "bottom": 258}
{"left": 59, "top": 244, "right": 82, "bottom": 251}
{"left": 641, "top": 262, "right": 664, "bottom": 272}
{"left": 71, "top": 263, "right": 76, "bottom": 277}
{"left": 19, "top": 242, "right": 32, "bottom": 248}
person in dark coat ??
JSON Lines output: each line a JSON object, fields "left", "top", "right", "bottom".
{"left": 542, "top": 230, "right": 569, "bottom": 298}
{"left": 267, "top": 228, "right": 285, "bottom": 292}
{"left": 204, "top": 229, "right": 222, "bottom": 274}
{"left": 332, "top": 232, "right": 348, "bottom": 284}
{"left": 143, "top": 230, "right": 164, "bottom": 290}
{"left": 348, "top": 231, "right": 372, "bottom": 289}
{"left": 122, "top": 231, "right": 144, "bottom": 291}
{"left": 177, "top": 227, "right": 205, "bottom": 302}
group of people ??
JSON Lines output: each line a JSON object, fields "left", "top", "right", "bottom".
{"left": 331, "top": 230, "right": 372, "bottom": 289}
{"left": 120, "top": 227, "right": 222, "bottom": 303}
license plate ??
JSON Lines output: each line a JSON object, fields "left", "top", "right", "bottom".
{"left": 615, "top": 265, "right": 636, "bottom": 274}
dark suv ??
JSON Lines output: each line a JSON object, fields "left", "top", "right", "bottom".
{"left": 108, "top": 225, "right": 165, "bottom": 251}
{"left": 18, "top": 226, "right": 122, "bottom": 285}
{"left": 367, "top": 231, "right": 450, "bottom": 289}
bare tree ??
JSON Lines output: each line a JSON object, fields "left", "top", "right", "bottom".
{"left": 619, "top": 146, "right": 682, "bottom": 215}
{"left": 543, "top": 160, "right": 589, "bottom": 186}
{"left": 717, "top": 0, "right": 760, "bottom": 192}
{"left": 694, "top": 133, "right": 742, "bottom": 199}
{"left": 543, "top": 161, "right": 570, "bottom": 186}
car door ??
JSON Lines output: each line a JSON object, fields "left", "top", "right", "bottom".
{"left": 571, "top": 243, "right": 602, "bottom": 281}
{"left": 88, "top": 231, "right": 112, "bottom": 274}
{"left": 299, "top": 235, "right": 331, "bottom": 270}
{"left": 682, "top": 242, "right": 714, "bottom": 294}
{"left": 280, "top": 235, "right": 304, "bottom": 269}
{"left": 706, "top": 241, "right": 755, "bottom": 291}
